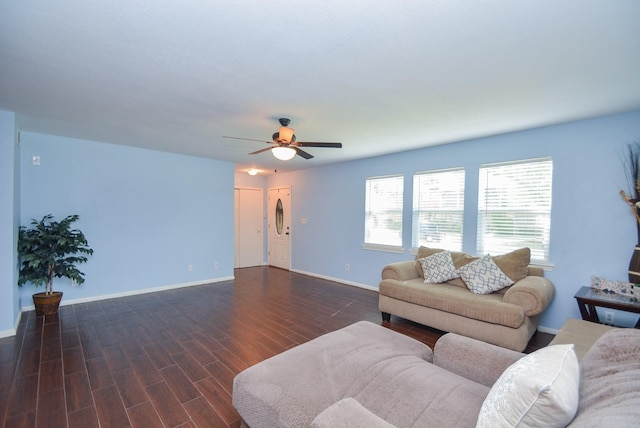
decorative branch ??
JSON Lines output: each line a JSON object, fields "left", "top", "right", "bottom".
{"left": 620, "top": 189, "right": 640, "bottom": 225}
{"left": 621, "top": 141, "right": 640, "bottom": 246}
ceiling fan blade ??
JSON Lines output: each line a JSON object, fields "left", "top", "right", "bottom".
{"left": 223, "top": 136, "right": 271, "bottom": 144}
{"left": 294, "top": 147, "right": 314, "bottom": 159}
{"left": 249, "top": 146, "right": 275, "bottom": 155}
{"left": 296, "top": 142, "right": 342, "bottom": 148}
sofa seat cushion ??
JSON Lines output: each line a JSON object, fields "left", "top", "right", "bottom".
{"left": 232, "top": 321, "right": 432, "bottom": 428}
{"left": 568, "top": 328, "right": 640, "bottom": 427}
{"left": 379, "top": 279, "right": 525, "bottom": 328}
{"left": 347, "top": 354, "right": 489, "bottom": 427}
{"left": 311, "top": 397, "right": 397, "bottom": 428}
{"left": 548, "top": 318, "right": 613, "bottom": 360}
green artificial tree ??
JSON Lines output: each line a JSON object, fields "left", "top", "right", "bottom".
{"left": 18, "top": 214, "right": 93, "bottom": 295}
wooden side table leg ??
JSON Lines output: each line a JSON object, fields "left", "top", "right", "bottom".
{"left": 577, "top": 301, "right": 590, "bottom": 321}
{"left": 587, "top": 304, "right": 600, "bottom": 323}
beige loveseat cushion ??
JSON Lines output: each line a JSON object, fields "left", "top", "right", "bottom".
{"left": 379, "top": 279, "right": 525, "bottom": 328}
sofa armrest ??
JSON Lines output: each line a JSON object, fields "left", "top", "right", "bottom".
{"left": 502, "top": 275, "right": 555, "bottom": 316}
{"left": 433, "top": 333, "right": 524, "bottom": 388}
{"left": 381, "top": 260, "right": 420, "bottom": 281}
{"left": 311, "top": 398, "right": 396, "bottom": 428}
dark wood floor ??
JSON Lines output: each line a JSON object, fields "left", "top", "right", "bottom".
{"left": 0, "top": 266, "right": 553, "bottom": 428}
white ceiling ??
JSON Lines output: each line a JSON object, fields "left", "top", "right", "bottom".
{"left": 1, "top": 1, "right": 639, "bottom": 175}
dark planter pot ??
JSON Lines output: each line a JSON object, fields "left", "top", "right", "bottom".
{"left": 32, "top": 291, "right": 63, "bottom": 317}
{"left": 629, "top": 246, "right": 640, "bottom": 284}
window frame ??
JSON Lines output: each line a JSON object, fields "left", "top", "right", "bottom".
{"left": 412, "top": 167, "right": 465, "bottom": 252}
{"left": 476, "top": 157, "right": 553, "bottom": 265}
{"left": 363, "top": 174, "right": 405, "bottom": 253}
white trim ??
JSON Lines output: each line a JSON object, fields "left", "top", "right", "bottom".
{"left": 0, "top": 327, "right": 16, "bottom": 339}
{"left": 234, "top": 185, "right": 264, "bottom": 191}
{"left": 414, "top": 166, "right": 465, "bottom": 176}
{"left": 365, "top": 173, "right": 404, "bottom": 180}
{"left": 530, "top": 262, "right": 554, "bottom": 271}
{"left": 0, "top": 310, "right": 23, "bottom": 338}
{"left": 20, "top": 276, "right": 234, "bottom": 312}
{"left": 290, "top": 268, "right": 379, "bottom": 292}
{"left": 537, "top": 325, "right": 559, "bottom": 335}
{"left": 362, "top": 243, "right": 405, "bottom": 254}
{"left": 480, "top": 156, "right": 552, "bottom": 168}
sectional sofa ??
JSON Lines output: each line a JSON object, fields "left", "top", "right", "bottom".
{"left": 232, "top": 320, "right": 640, "bottom": 427}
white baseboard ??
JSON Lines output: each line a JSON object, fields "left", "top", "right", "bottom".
{"left": 290, "top": 269, "right": 378, "bottom": 292}
{"left": 537, "top": 325, "right": 559, "bottom": 335}
{"left": 20, "top": 276, "right": 235, "bottom": 312}
{"left": 0, "top": 311, "right": 22, "bottom": 339}
{"left": 0, "top": 328, "right": 16, "bottom": 339}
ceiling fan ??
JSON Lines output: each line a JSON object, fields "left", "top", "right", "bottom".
{"left": 223, "top": 118, "right": 342, "bottom": 160}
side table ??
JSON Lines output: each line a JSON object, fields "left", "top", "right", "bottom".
{"left": 574, "top": 286, "right": 640, "bottom": 328}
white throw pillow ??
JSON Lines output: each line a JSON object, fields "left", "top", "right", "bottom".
{"left": 476, "top": 344, "right": 580, "bottom": 428}
{"left": 457, "top": 254, "right": 513, "bottom": 294}
{"left": 419, "top": 251, "right": 459, "bottom": 284}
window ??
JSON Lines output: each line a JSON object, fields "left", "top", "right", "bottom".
{"left": 477, "top": 158, "right": 553, "bottom": 264}
{"left": 364, "top": 175, "right": 404, "bottom": 250}
{"left": 412, "top": 168, "right": 465, "bottom": 251}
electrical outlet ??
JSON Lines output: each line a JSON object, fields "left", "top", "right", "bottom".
{"left": 188, "top": 264, "right": 193, "bottom": 272}
{"left": 214, "top": 261, "right": 219, "bottom": 269}
{"left": 603, "top": 310, "right": 615, "bottom": 325}
{"left": 344, "top": 263, "right": 350, "bottom": 271}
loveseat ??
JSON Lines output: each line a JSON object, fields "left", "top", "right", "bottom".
{"left": 379, "top": 247, "right": 555, "bottom": 351}
{"left": 232, "top": 320, "right": 640, "bottom": 427}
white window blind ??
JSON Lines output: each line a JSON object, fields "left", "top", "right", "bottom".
{"left": 364, "top": 175, "right": 404, "bottom": 249}
{"left": 412, "top": 168, "right": 465, "bottom": 251}
{"left": 477, "top": 158, "right": 553, "bottom": 263}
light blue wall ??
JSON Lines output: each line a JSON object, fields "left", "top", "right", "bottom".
{"left": 0, "top": 110, "right": 19, "bottom": 336}
{"left": 6, "top": 109, "right": 639, "bottom": 335}
{"left": 268, "top": 110, "right": 640, "bottom": 330}
{"left": 19, "top": 132, "right": 235, "bottom": 306}
{"left": 235, "top": 171, "right": 267, "bottom": 189}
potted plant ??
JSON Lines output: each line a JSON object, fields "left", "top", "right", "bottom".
{"left": 18, "top": 214, "right": 93, "bottom": 316}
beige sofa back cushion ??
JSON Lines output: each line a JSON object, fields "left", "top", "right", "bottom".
{"left": 415, "top": 247, "right": 531, "bottom": 286}
{"left": 568, "top": 328, "right": 640, "bottom": 426}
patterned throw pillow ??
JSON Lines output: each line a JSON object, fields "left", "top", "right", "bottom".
{"left": 476, "top": 344, "right": 580, "bottom": 428}
{"left": 456, "top": 254, "right": 514, "bottom": 294}
{"left": 419, "top": 251, "right": 459, "bottom": 284}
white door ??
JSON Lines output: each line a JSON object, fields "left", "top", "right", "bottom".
{"left": 234, "top": 188, "right": 264, "bottom": 268}
{"left": 268, "top": 187, "right": 291, "bottom": 270}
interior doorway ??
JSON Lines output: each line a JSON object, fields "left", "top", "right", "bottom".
{"left": 234, "top": 187, "right": 264, "bottom": 268}
{"left": 267, "top": 187, "right": 291, "bottom": 270}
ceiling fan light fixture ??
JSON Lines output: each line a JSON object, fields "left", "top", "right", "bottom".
{"left": 272, "top": 146, "right": 296, "bottom": 161}
{"left": 278, "top": 126, "right": 294, "bottom": 143}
